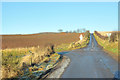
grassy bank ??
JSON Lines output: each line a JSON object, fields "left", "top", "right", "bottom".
{"left": 2, "top": 39, "right": 90, "bottom": 78}
{"left": 2, "top": 45, "right": 58, "bottom": 78}
{"left": 93, "top": 32, "right": 119, "bottom": 61}
{"left": 1, "top": 31, "right": 90, "bottom": 79}
{"left": 55, "top": 31, "right": 90, "bottom": 52}
{"left": 55, "top": 36, "right": 90, "bottom": 52}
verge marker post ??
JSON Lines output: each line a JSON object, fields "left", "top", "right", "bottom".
{"left": 107, "top": 33, "right": 111, "bottom": 42}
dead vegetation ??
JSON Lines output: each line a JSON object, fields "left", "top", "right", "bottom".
{"left": 94, "top": 31, "right": 119, "bottom": 61}
{"left": 68, "top": 31, "right": 90, "bottom": 49}
{"left": 1, "top": 44, "right": 56, "bottom": 79}
{"left": 94, "top": 31, "right": 108, "bottom": 40}
{"left": 1, "top": 32, "right": 86, "bottom": 79}
{"left": 96, "top": 31, "right": 119, "bottom": 42}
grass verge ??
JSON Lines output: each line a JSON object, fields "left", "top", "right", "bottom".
{"left": 1, "top": 32, "right": 90, "bottom": 79}
{"left": 93, "top": 33, "right": 118, "bottom": 61}
{"left": 55, "top": 37, "right": 90, "bottom": 52}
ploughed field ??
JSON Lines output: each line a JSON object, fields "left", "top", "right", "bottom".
{"left": 2, "top": 33, "right": 82, "bottom": 49}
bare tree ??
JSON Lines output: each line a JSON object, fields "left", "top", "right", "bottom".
{"left": 58, "top": 29, "right": 63, "bottom": 33}
{"left": 66, "top": 31, "right": 69, "bottom": 33}
{"left": 69, "top": 30, "right": 72, "bottom": 33}
{"left": 82, "top": 28, "right": 86, "bottom": 32}
{"left": 73, "top": 30, "right": 76, "bottom": 33}
{"left": 77, "top": 29, "right": 80, "bottom": 33}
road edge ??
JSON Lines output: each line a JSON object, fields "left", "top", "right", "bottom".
{"left": 46, "top": 56, "right": 70, "bottom": 78}
{"left": 93, "top": 33, "right": 118, "bottom": 62}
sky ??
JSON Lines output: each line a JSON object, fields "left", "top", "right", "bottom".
{"left": 2, "top": 2, "right": 118, "bottom": 34}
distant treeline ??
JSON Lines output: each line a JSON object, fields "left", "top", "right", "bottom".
{"left": 94, "top": 31, "right": 108, "bottom": 40}
{"left": 58, "top": 28, "right": 87, "bottom": 33}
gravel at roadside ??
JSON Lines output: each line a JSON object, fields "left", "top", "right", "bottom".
{"left": 46, "top": 56, "right": 70, "bottom": 78}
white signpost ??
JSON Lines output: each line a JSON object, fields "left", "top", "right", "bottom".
{"left": 106, "top": 33, "right": 111, "bottom": 42}
{"left": 79, "top": 34, "right": 83, "bottom": 40}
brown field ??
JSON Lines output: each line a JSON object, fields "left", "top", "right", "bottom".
{"left": 2, "top": 33, "right": 83, "bottom": 49}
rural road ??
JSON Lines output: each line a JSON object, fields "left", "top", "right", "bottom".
{"left": 59, "top": 34, "right": 118, "bottom": 78}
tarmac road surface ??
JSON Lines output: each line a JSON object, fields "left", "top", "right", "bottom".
{"left": 59, "top": 34, "right": 118, "bottom": 78}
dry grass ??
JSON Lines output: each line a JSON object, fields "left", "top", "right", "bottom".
{"left": 1, "top": 45, "right": 55, "bottom": 78}
{"left": 1, "top": 32, "right": 86, "bottom": 78}
{"left": 98, "top": 31, "right": 119, "bottom": 36}
{"left": 94, "top": 31, "right": 119, "bottom": 61}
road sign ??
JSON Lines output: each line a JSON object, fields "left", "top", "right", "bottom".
{"left": 106, "top": 33, "right": 111, "bottom": 42}
{"left": 79, "top": 34, "right": 83, "bottom": 40}
{"left": 106, "top": 33, "right": 111, "bottom": 37}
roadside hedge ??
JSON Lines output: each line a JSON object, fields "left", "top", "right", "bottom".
{"left": 94, "top": 31, "right": 108, "bottom": 40}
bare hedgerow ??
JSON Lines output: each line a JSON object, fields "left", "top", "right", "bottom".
{"left": 84, "top": 31, "right": 90, "bottom": 38}
{"left": 45, "top": 43, "right": 55, "bottom": 55}
{"left": 94, "top": 31, "right": 108, "bottom": 40}
{"left": 110, "top": 32, "right": 117, "bottom": 42}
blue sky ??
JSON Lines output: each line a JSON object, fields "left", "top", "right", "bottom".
{"left": 2, "top": 2, "right": 118, "bottom": 34}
